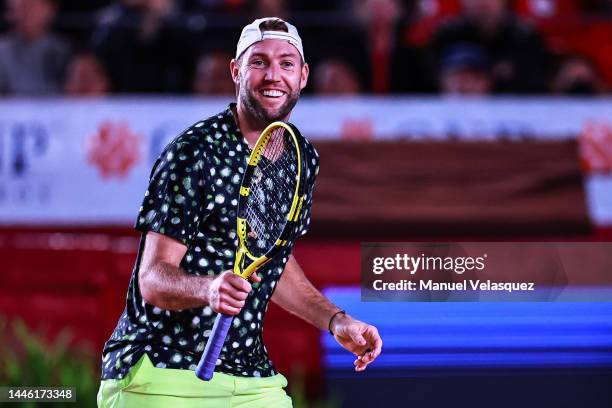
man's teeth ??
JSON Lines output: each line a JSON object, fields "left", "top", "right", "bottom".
{"left": 262, "top": 90, "right": 284, "bottom": 97}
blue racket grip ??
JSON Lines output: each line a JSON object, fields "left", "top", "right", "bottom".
{"left": 195, "top": 313, "right": 232, "bottom": 381}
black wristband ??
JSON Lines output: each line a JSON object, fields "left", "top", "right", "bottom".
{"left": 328, "top": 310, "right": 346, "bottom": 335}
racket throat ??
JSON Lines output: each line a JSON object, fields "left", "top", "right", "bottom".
{"left": 233, "top": 248, "right": 270, "bottom": 279}
{"left": 241, "top": 256, "right": 271, "bottom": 279}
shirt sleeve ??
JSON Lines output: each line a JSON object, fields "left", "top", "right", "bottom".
{"left": 135, "top": 139, "right": 208, "bottom": 245}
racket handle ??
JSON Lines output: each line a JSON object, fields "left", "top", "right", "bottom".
{"left": 195, "top": 313, "right": 233, "bottom": 381}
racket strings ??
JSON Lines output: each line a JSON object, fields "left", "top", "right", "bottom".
{"left": 246, "top": 153, "right": 295, "bottom": 246}
{"left": 244, "top": 128, "right": 299, "bottom": 256}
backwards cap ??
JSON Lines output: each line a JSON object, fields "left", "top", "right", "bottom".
{"left": 236, "top": 17, "right": 305, "bottom": 62}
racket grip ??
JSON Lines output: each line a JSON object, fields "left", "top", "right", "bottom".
{"left": 195, "top": 313, "right": 232, "bottom": 381}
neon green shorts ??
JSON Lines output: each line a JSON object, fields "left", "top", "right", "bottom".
{"left": 97, "top": 354, "right": 292, "bottom": 408}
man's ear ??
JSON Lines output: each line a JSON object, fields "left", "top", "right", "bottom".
{"left": 300, "top": 62, "right": 309, "bottom": 91}
{"left": 230, "top": 59, "right": 240, "bottom": 85}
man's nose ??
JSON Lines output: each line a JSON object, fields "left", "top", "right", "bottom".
{"left": 264, "top": 63, "right": 281, "bottom": 81}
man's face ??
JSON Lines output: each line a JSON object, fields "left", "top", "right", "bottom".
{"left": 7, "top": 0, "right": 55, "bottom": 39}
{"left": 440, "top": 68, "right": 491, "bottom": 96}
{"left": 194, "top": 52, "right": 235, "bottom": 95}
{"left": 231, "top": 39, "right": 309, "bottom": 126}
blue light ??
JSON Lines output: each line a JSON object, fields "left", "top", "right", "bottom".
{"left": 322, "top": 287, "right": 612, "bottom": 371}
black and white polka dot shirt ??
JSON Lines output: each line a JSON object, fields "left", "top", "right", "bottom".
{"left": 101, "top": 104, "right": 319, "bottom": 380}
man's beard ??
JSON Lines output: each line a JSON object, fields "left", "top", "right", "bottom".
{"left": 239, "top": 84, "right": 300, "bottom": 126}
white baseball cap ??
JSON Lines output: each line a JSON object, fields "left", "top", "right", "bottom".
{"left": 235, "top": 17, "right": 305, "bottom": 62}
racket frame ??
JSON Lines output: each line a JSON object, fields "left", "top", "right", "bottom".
{"left": 233, "top": 121, "right": 306, "bottom": 279}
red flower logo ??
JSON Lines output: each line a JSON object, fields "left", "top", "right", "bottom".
{"left": 86, "top": 121, "right": 143, "bottom": 179}
{"left": 341, "top": 119, "right": 374, "bottom": 140}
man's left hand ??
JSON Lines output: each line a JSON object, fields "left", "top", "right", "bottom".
{"left": 330, "top": 314, "right": 383, "bottom": 372}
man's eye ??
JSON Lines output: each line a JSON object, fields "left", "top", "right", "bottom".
{"left": 252, "top": 60, "right": 265, "bottom": 67}
{"left": 282, "top": 61, "right": 294, "bottom": 68}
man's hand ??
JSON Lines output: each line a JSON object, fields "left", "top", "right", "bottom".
{"left": 206, "top": 271, "right": 261, "bottom": 315}
{"left": 331, "top": 314, "right": 383, "bottom": 372}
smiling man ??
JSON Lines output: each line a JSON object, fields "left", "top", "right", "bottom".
{"left": 97, "top": 17, "right": 382, "bottom": 408}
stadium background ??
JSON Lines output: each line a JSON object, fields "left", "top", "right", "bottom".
{"left": 0, "top": 0, "right": 611, "bottom": 407}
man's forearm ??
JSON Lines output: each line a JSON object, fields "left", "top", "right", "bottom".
{"left": 139, "top": 261, "right": 212, "bottom": 311}
{"left": 271, "top": 255, "right": 340, "bottom": 331}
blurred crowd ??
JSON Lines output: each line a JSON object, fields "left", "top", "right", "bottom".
{"left": 0, "top": 0, "right": 611, "bottom": 97}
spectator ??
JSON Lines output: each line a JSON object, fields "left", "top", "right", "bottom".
{"left": 438, "top": 44, "right": 491, "bottom": 95}
{"left": 552, "top": 55, "right": 606, "bottom": 95}
{"left": 352, "top": 0, "right": 430, "bottom": 93}
{"left": 313, "top": 58, "right": 362, "bottom": 95}
{"left": 91, "top": 0, "right": 195, "bottom": 93}
{"left": 64, "top": 52, "right": 111, "bottom": 95}
{"left": 192, "top": 51, "right": 234, "bottom": 95}
{"left": 54, "top": 1, "right": 115, "bottom": 49}
{"left": 355, "top": 0, "right": 403, "bottom": 93}
{"left": 270, "top": 0, "right": 372, "bottom": 94}
{"left": 0, "top": 0, "right": 72, "bottom": 95}
{"left": 429, "top": 0, "right": 551, "bottom": 93}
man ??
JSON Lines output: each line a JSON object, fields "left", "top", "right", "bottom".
{"left": 429, "top": 0, "right": 550, "bottom": 94}
{"left": 0, "top": 0, "right": 72, "bottom": 95}
{"left": 438, "top": 44, "right": 492, "bottom": 96}
{"left": 91, "top": 0, "right": 193, "bottom": 93}
{"left": 64, "top": 52, "right": 111, "bottom": 96}
{"left": 97, "top": 17, "right": 382, "bottom": 407}
{"left": 314, "top": 58, "right": 362, "bottom": 95}
{"left": 192, "top": 51, "right": 235, "bottom": 95}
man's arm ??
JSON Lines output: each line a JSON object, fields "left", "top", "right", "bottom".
{"left": 270, "top": 254, "right": 338, "bottom": 330}
{"left": 272, "top": 255, "right": 383, "bottom": 371}
{"left": 138, "top": 231, "right": 257, "bottom": 313}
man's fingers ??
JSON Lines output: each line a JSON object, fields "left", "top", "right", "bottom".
{"left": 218, "top": 304, "right": 242, "bottom": 316}
{"left": 218, "top": 280, "right": 248, "bottom": 301}
{"left": 371, "top": 346, "right": 382, "bottom": 361}
{"left": 217, "top": 271, "right": 251, "bottom": 296}
{"left": 225, "top": 273, "right": 252, "bottom": 293}
{"left": 366, "top": 340, "right": 382, "bottom": 361}
{"left": 363, "top": 326, "right": 383, "bottom": 359}
{"left": 359, "top": 349, "right": 374, "bottom": 364}
{"left": 220, "top": 285, "right": 248, "bottom": 302}
{"left": 219, "top": 294, "right": 245, "bottom": 309}
{"left": 354, "top": 352, "right": 376, "bottom": 371}
{"left": 353, "top": 357, "right": 368, "bottom": 372}
{"left": 349, "top": 329, "right": 367, "bottom": 347}
{"left": 209, "top": 291, "right": 245, "bottom": 314}
{"left": 250, "top": 273, "right": 262, "bottom": 283}
{"left": 354, "top": 326, "right": 383, "bottom": 369}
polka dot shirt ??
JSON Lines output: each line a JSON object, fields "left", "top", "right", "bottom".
{"left": 101, "top": 104, "right": 319, "bottom": 380}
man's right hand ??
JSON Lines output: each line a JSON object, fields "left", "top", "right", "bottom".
{"left": 207, "top": 271, "right": 253, "bottom": 315}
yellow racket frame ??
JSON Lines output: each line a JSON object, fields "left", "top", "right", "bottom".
{"left": 233, "top": 121, "right": 305, "bottom": 279}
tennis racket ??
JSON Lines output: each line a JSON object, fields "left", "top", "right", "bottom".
{"left": 195, "top": 121, "right": 307, "bottom": 381}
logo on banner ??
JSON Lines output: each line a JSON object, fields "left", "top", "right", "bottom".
{"left": 0, "top": 121, "right": 51, "bottom": 205}
{"left": 86, "top": 121, "right": 142, "bottom": 179}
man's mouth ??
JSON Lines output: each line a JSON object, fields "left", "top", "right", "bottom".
{"left": 260, "top": 89, "right": 286, "bottom": 98}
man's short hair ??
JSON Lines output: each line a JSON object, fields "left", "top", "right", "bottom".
{"left": 258, "top": 18, "right": 289, "bottom": 33}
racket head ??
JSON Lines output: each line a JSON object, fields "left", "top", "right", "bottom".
{"left": 234, "top": 121, "right": 307, "bottom": 278}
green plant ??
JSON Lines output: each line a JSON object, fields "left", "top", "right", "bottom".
{"left": 0, "top": 317, "right": 98, "bottom": 408}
